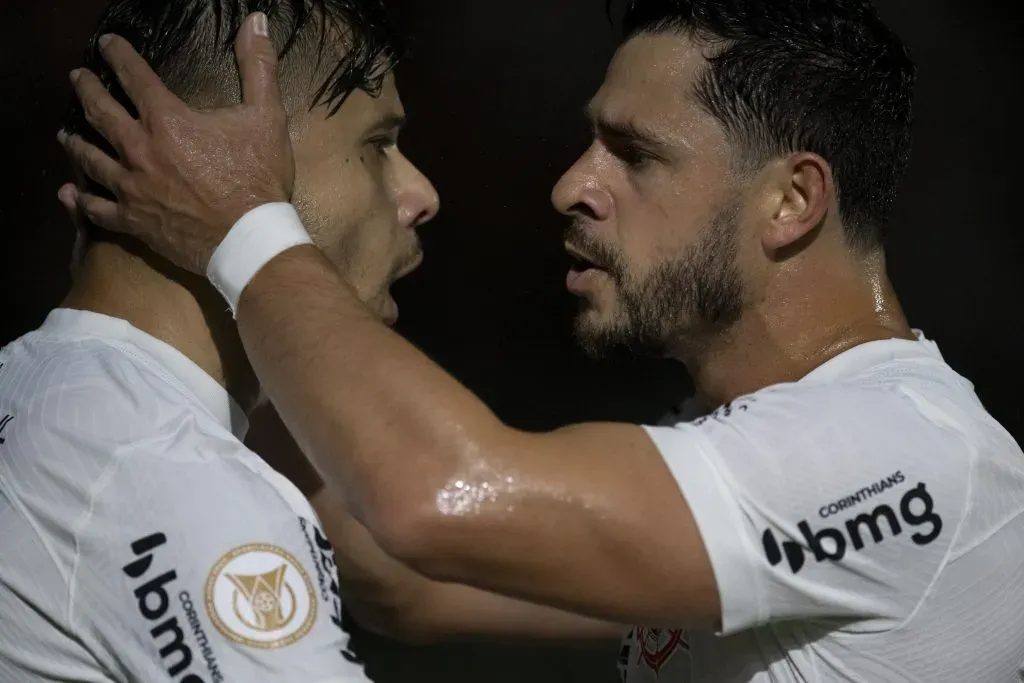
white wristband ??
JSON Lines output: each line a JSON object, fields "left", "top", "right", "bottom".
{"left": 206, "top": 203, "right": 313, "bottom": 316}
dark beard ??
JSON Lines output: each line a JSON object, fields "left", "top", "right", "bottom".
{"left": 570, "top": 204, "right": 744, "bottom": 359}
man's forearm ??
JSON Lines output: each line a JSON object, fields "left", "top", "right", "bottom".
{"left": 311, "top": 489, "right": 626, "bottom": 645}
{"left": 237, "top": 245, "right": 504, "bottom": 555}
{"left": 248, "top": 405, "right": 626, "bottom": 644}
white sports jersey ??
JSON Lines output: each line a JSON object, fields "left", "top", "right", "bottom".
{"left": 0, "top": 309, "right": 370, "bottom": 683}
{"left": 620, "top": 334, "right": 1024, "bottom": 682}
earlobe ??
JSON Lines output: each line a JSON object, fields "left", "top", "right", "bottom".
{"left": 762, "top": 154, "right": 831, "bottom": 253}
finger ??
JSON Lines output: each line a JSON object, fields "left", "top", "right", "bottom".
{"left": 57, "top": 184, "right": 86, "bottom": 232}
{"left": 235, "top": 12, "right": 284, "bottom": 109}
{"left": 57, "top": 183, "right": 78, "bottom": 212}
{"left": 59, "top": 131, "right": 125, "bottom": 196}
{"left": 97, "top": 34, "right": 180, "bottom": 119}
{"left": 69, "top": 68, "right": 143, "bottom": 156}
{"left": 75, "top": 191, "right": 121, "bottom": 233}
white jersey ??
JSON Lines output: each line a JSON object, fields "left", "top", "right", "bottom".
{"left": 0, "top": 309, "right": 370, "bottom": 683}
{"left": 620, "top": 334, "right": 1024, "bottom": 682}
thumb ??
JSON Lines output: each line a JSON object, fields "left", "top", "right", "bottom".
{"left": 235, "top": 12, "right": 283, "bottom": 109}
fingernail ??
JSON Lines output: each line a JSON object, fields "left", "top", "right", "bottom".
{"left": 56, "top": 129, "right": 68, "bottom": 145}
{"left": 253, "top": 12, "right": 269, "bottom": 37}
{"left": 69, "top": 69, "right": 81, "bottom": 84}
{"left": 98, "top": 34, "right": 113, "bottom": 49}
{"left": 57, "top": 185, "right": 77, "bottom": 206}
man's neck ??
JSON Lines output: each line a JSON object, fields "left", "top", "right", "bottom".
{"left": 62, "top": 240, "right": 260, "bottom": 411}
{"left": 676, "top": 250, "right": 915, "bottom": 408}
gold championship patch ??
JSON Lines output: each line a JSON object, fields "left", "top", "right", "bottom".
{"left": 205, "top": 543, "right": 316, "bottom": 649}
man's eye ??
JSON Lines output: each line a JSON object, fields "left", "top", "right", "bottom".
{"left": 616, "top": 144, "right": 654, "bottom": 170}
{"left": 368, "top": 136, "right": 396, "bottom": 154}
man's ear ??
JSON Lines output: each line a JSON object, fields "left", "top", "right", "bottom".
{"left": 760, "top": 152, "right": 833, "bottom": 254}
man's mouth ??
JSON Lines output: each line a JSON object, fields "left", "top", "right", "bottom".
{"left": 564, "top": 244, "right": 609, "bottom": 293}
{"left": 565, "top": 244, "right": 604, "bottom": 274}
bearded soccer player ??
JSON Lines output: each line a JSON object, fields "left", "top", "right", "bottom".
{"left": 59, "top": 0, "right": 1024, "bottom": 681}
{"left": 0, "top": 2, "right": 446, "bottom": 681}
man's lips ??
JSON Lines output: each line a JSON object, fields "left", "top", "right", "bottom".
{"left": 564, "top": 243, "right": 605, "bottom": 273}
{"left": 564, "top": 243, "right": 611, "bottom": 293}
{"left": 566, "top": 267, "right": 609, "bottom": 292}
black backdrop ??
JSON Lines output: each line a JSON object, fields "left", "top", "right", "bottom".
{"left": 1, "top": 2, "right": 1021, "bottom": 681}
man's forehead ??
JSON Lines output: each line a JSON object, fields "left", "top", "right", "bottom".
{"left": 587, "top": 34, "right": 717, "bottom": 150}
{"left": 591, "top": 33, "right": 704, "bottom": 122}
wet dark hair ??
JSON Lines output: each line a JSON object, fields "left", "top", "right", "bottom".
{"left": 615, "top": 0, "right": 916, "bottom": 250}
{"left": 63, "top": 0, "right": 403, "bottom": 246}
{"left": 67, "top": 0, "right": 403, "bottom": 121}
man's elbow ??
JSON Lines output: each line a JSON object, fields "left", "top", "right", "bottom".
{"left": 366, "top": 491, "right": 471, "bottom": 584}
{"left": 359, "top": 435, "right": 513, "bottom": 581}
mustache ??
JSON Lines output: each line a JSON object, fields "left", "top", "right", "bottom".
{"left": 563, "top": 220, "right": 623, "bottom": 274}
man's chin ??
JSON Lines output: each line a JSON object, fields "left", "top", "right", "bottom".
{"left": 572, "top": 310, "right": 668, "bottom": 361}
{"left": 573, "top": 312, "right": 623, "bottom": 360}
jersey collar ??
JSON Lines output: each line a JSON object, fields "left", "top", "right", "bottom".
{"left": 799, "top": 330, "right": 952, "bottom": 386}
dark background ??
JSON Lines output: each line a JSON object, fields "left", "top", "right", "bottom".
{"left": 2, "top": 1, "right": 1021, "bottom": 681}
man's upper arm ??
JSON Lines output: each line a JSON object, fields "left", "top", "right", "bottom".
{"left": 71, "top": 447, "right": 370, "bottom": 683}
{"left": 307, "top": 483, "right": 626, "bottom": 644}
{"left": 407, "top": 420, "right": 722, "bottom": 630}
{"left": 631, "top": 386, "right": 965, "bottom": 635}
{"left": 418, "top": 384, "right": 965, "bottom": 635}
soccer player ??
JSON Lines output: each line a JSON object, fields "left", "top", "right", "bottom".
{"left": 0, "top": 3, "right": 439, "bottom": 681}
{"left": 59, "top": 0, "right": 1024, "bottom": 680}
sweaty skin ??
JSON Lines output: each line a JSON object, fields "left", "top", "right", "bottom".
{"left": 60, "top": 18, "right": 911, "bottom": 630}
{"left": 247, "top": 407, "right": 627, "bottom": 642}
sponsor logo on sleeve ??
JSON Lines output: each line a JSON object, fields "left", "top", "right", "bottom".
{"left": 204, "top": 543, "right": 316, "bottom": 649}
{"left": 299, "top": 517, "right": 361, "bottom": 664}
{"left": 762, "top": 477, "right": 944, "bottom": 574}
{"left": 123, "top": 533, "right": 223, "bottom": 683}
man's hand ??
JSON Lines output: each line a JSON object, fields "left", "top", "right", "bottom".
{"left": 57, "top": 12, "right": 293, "bottom": 275}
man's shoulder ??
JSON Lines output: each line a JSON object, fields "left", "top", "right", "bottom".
{"left": 689, "top": 353, "right": 982, "bottom": 438}
{"left": 0, "top": 325, "right": 279, "bottom": 547}
{"left": 651, "top": 359, "right": 989, "bottom": 491}
{"left": 1, "top": 324, "right": 169, "bottom": 413}
{"left": 2, "top": 316, "right": 244, "bottom": 463}
{"left": 0, "top": 332, "right": 168, "bottom": 520}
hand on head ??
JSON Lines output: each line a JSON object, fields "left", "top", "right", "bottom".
{"left": 58, "top": 12, "right": 294, "bottom": 275}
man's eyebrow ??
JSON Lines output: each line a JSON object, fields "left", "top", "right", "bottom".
{"left": 365, "top": 113, "right": 408, "bottom": 136}
{"left": 585, "top": 105, "right": 672, "bottom": 149}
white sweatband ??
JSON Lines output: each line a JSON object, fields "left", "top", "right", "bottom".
{"left": 206, "top": 203, "right": 313, "bottom": 316}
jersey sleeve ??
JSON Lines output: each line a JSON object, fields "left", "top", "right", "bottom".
{"left": 69, "top": 441, "right": 370, "bottom": 683}
{"left": 644, "top": 383, "right": 970, "bottom": 636}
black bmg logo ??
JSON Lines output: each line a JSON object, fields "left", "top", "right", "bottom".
{"left": 763, "top": 483, "right": 943, "bottom": 574}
